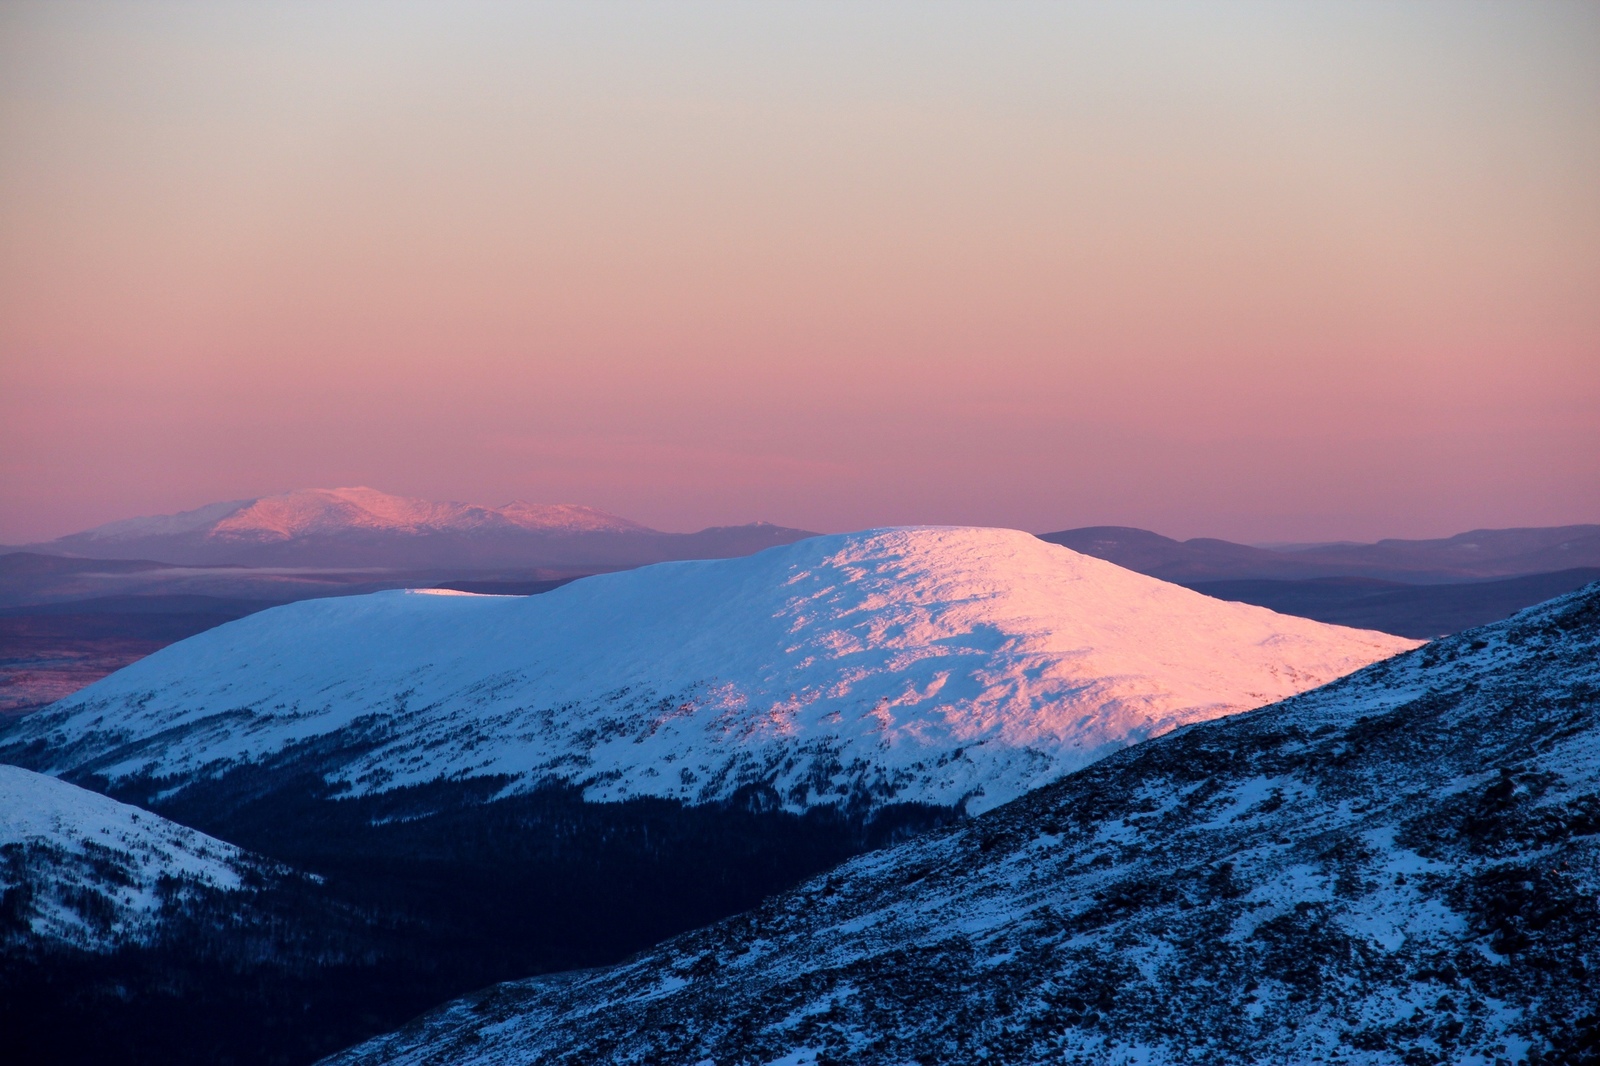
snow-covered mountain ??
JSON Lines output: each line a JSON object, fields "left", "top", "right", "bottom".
{"left": 0, "top": 764, "right": 256, "bottom": 953}
{"left": 29, "top": 486, "right": 814, "bottom": 567}
{"left": 6, "top": 527, "right": 1415, "bottom": 817}
{"left": 327, "top": 579, "right": 1600, "bottom": 1066}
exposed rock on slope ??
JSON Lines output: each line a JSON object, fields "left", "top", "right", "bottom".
{"left": 5, "top": 527, "right": 1415, "bottom": 817}
{"left": 329, "top": 581, "right": 1600, "bottom": 1066}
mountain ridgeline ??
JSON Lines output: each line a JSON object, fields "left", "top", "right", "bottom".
{"left": 1041, "top": 524, "right": 1600, "bottom": 637}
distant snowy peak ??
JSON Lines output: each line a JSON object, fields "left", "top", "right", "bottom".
{"left": 72, "top": 487, "right": 654, "bottom": 543}
{"left": 8, "top": 527, "right": 1417, "bottom": 815}
{"left": 207, "top": 487, "right": 652, "bottom": 539}
{"left": 38, "top": 490, "right": 811, "bottom": 567}
{"left": 210, "top": 488, "right": 472, "bottom": 540}
{"left": 0, "top": 765, "right": 256, "bottom": 952}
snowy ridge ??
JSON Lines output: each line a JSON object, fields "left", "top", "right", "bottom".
{"left": 0, "top": 765, "right": 250, "bottom": 952}
{"left": 327, "top": 580, "right": 1600, "bottom": 1066}
{"left": 7, "top": 528, "right": 1414, "bottom": 815}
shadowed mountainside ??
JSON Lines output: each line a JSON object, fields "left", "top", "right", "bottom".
{"left": 0, "top": 764, "right": 946, "bottom": 1066}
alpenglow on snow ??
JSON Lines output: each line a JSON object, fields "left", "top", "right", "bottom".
{"left": 7, "top": 528, "right": 1417, "bottom": 814}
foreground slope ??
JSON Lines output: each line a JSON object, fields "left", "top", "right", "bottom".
{"left": 331, "top": 582, "right": 1600, "bottom": 1066}
{"left": 0, "top": 763, "right": 555, "bottom": 1066}
{"left": 6, "top": 527, "right": 1414, "bottom": 816}
{"left": 0, "top": 764, "right": 253, "bottom": 952}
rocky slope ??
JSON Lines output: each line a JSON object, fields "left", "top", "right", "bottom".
{"left": 328, "top": 580, "right": 1600, "bottom": 1066}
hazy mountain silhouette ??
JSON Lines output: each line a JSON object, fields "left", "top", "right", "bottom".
{"left": 1038, "top": 523, "right": 1600, "bottom": 583}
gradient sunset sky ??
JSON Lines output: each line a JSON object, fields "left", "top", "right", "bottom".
{"left": 2, "top": 2, "right": 1596, "bottom": 544}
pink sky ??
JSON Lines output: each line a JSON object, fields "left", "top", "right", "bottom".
{"left": 2, "top": 2, "right": 1596, "bottom": 544}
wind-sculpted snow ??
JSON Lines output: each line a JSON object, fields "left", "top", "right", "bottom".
{"left": 327, "top": 581, "right": 1600, "bottom": 1066}
{"left": 4, "top": 528, "right": 1413, "bottom": 814}
{"left": 0, "top": 765, "right": 251, "bottom": 952}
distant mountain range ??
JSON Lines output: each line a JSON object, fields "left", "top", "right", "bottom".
{"left": 17, "top": 487, "right": 816, "bottom": 568}
{"left": 3, "top": 508, "right": 1596, "bottom": 716}
{"left": 1041, "top": 524, "right": 1600, "bottom": 637}
{"left": 18, "top": 489, "right": 1596, "bottom": 581}
{"left": 1040, "top": 523, "right": 1600, "bottom": 583}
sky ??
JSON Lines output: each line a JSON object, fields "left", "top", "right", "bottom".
{"left": 1, "top": 1, "right": 1596, "bottom": 544}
